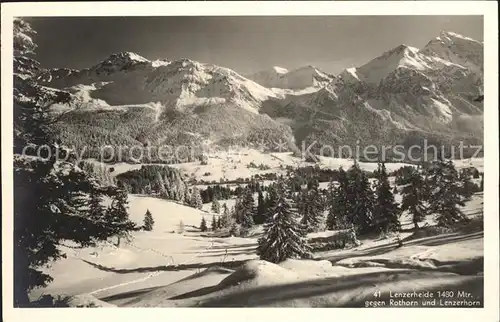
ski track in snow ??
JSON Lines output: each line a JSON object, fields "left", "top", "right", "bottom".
{"left": 409, "top": 247, "right": 437, "bottom": 261}
{"left": 87, "top": 271, "right": 163, "bottom": 295}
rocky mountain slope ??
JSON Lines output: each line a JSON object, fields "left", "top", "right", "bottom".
{"left": 38, "top": 53, "right": 296, "bottom": 162}
{"left": 261, "top": 31, "right": 483, "bottom": 155}
{"left": 36, "top": 31, "right": 483, "bottom": 162}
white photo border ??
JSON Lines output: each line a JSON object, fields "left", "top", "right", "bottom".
{"left": 1, "top": 2, "right": 498, "bottom": 322}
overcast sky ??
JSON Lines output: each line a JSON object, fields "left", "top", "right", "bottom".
{"left": 26, "top": 16, "right": 483, "bottom": 75}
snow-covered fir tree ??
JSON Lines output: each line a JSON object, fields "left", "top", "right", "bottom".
{"left": 458, "top": 168, "right": 477, "bottom": 201}
{"left": 211, "top": 215, "right": 217, "bottom": 231}
{"left": 426, "top": 159, "right": 468, "bottom": 227}
{"left": 155, "top": 172, "right": 167, "bottom": 197}
{"left": 183, "top": 185, "right": 191, "bottom": 205}
{"left": 401, "top": 169, "right": 429, "bottom": 230}
{"left": 265, "top": 184, "right": 279, "bottom": 215}
{"left": 346, "top": 162, "right": 375, "bottom": 234}
{"left": 254, "top": 190, "right": 267, "bottom": 224}
{"left": 299, "top": 179, "right": 324, "bottom": 232}
{"left": 229, "top": 221, "right": 239, "bottom": 237}
{"left": 373, "top": 163, "right": 401, "bottom": 234}
{"left": 257, "top": 178, "right": 312, "bottom": 263}
{"left": 178, "top": 220, "right": 185, "bottom": 234}
{"left": 143, "top": 209, "right": 154, "bottom": 231}
{"left": 233, "top": 198, "right": 242, "bottom": 224}
{"left": 88, "top": 187, "right": 107, "bottom": 238}
{"left": 200, "top": 217, "right": 208, "bottom": 232}
{"left": 211, "top": 197, "right": 221, "bottom": 214}
{"left": 190, "top": 187, "right": 203, "bottom": 210}
{"left": 14, "top": 156, "right": 137, "bottom": 306}
{"left": 238, "top": 187, "right": 255, "bottom": 229}
{"left": 297, "top": 186, "right": 308, "bottom": 216}
{"left": 219, "top": 203, "right": 232, "bottom": 228}
{"left": 105, "top": 190, "right": 138, "bottom": 246}
{"left": 13, "top": 19, "right": 138, "bottom": 307}
{"left": 326, "top": 167, "right": 350, "bottom": 230}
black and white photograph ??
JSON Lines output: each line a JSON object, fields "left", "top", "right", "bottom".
{"left": 1, "top": 1, "right": 498, "bottom": 321}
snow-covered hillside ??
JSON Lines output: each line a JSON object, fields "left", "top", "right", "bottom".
{"left": 88, "top": 148, "right": 484, "bottom": 184}
{"left": 30, "top": 191, "right": 484, "bottom": 308}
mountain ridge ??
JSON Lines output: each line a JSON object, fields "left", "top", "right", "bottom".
{"left": 35, "top": 30, "right": 483, "bottom": 161}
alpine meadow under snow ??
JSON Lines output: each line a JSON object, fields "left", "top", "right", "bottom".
{"left": 12, "top": 17, "right": 486, "bottom": 309}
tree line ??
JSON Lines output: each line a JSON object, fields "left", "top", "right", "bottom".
{"left": 199, "top": 159, "right": 480, "bottom": 264}
{"left": 258, "top": 158, "right": 480, "bottom": 263}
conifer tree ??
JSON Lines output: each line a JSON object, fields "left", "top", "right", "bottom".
{"left": 211, "top": 215, "right": 217, "bottom": 231}
{"left": 183, "top": 185, "right": 190, "bottom": 205}
{"left": 178, "top": 220, "right": 185, "bottom": 234}
{"left": 254, "top": 190, "right": 267, "bottom": 224}
{"left": 257, "top": 178, "right": 312, "bottom": 263}
{"left": 265, "top": 184, "right": 279, "bottom": 214}
{"left": 217, "top": 216, "right": 222, "bottom": 229}
{"left": 296, "top": 187, "right": 308, "bottom": 216}
{"left": 346, "top": 162, "right": 375, "bottom": 234}
{"left": 220, "top": 203, "right": 232, "bottom": 228}
{"left": 426, "top": 160, "right": 468, "bottom": 227}
{"left": 239, "top": 187, "right": 255, "bottom": 229}
{"left": 326, "top": 178, "right": 338, "bottom": 230}
{"left": 211, "top": 197, "right": 221, "bottom": 214}
{"left": 200, "top": 217, "right": 208, "bottom": 232}
{"left": 458, "top": 168, "right": 476, "bottom": 201}
{"left": 105, "top": 190, "right": 138, "bottom": 246}
{"left": 401, "top": 169, "right": 428, "bottom": 230}
{"left": 231, "top": 196, "right": 241, "bottom": 223}
{"left": 472, "top": 168, "right": 480, "bottom": 179}
{"left": 88, "top": 188, "right": 107, "bottom": 238}
{"left": 190, "top": 187, "right": 203, "bottom": 209}
{"left": 143, "top": 209, "right": 154, "bottom": 231}
{"left": 229, "top": 221, "right": 239, "bottom": 237}
{"left": 373, "top": 163, "right": 401, "bottom": 234}
{"left": 155, "top": 172, "right": 167, "bottom": 198}
{"left": 326, "top": 167, "right": 350, "bottom": 230}
{"left": 300, "top": 180, "right": 324, "bottom": 232}
{"left": 13, "top": 19, "right": 70, "bottom": 153}
{"left": 14, "top": 157, "right": 138, "bottom": 306}
{"left": 11, "top": 19, "right": 132, "bottom": 305}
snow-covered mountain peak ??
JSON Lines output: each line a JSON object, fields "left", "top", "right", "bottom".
{"left": 92, "top": 51, "right": 149, "bottom": 68}
{"left": 247, "top": 65, "right": 333, "bottom": 90}
{"left": 165, "top": 58, "right": 205, "bottom": 72}
{"left": 382, "top": 44, "right": 416, "bottom": 56}
{"left": 151, "top": 59, "right": 170, "bottom": 67}
{"left": 438, "top": 31, "right": 482, "bottom": 44}
{"left": 83, "top": 51, "right": 153, "bottom": 78}
{"left": 272, "top": 66, "right": 289, "bottom": 74}
{"left": 420, "top": 31, "right": 483, "bottom": 73}
{"left": 356, "top": 44, "right": 429, "bottom": 85}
